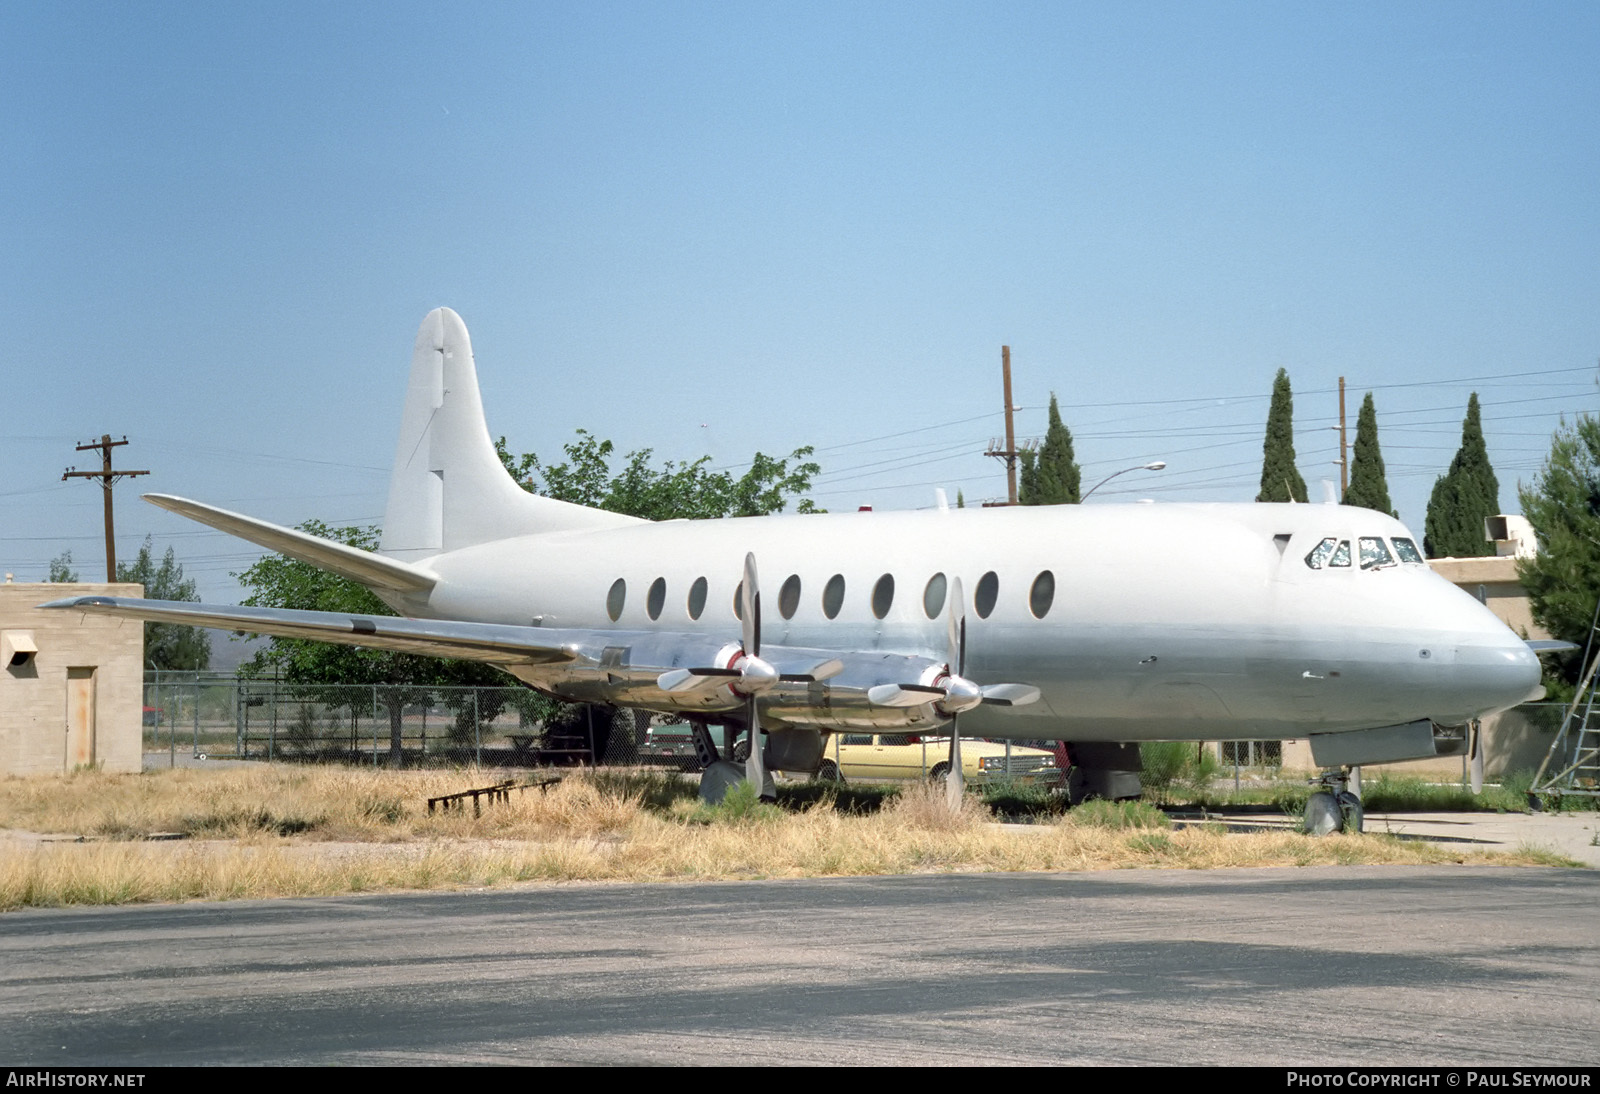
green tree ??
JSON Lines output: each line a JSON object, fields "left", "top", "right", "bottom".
{"left": 46, "top": 551, "right": 78, "bottom": 582}
{"left": 1256, "top": 368, "right": 1308, "bottom": 503}
{"left": 496, "top": 430, "right": 821, "bottom": 519}
{"left": 1424, "top": 393, "right": 1500, "bottom": 558}
{"left": 235, "top": 522, "right": 513, "bottom": 766}
{"left": 117, "top": 538, "right": 210, "bottom": 671}
{"left": 1342, "top": 392, "right": 1396, "bottom": 517}
{"left": 494, "top": 430, "right": 823, "bottom": 748}
{"left": 1517, "top": 414, "right": 1600, "bottom": 691}
{"left": 1018, "top": 394, "right": 1081, "bottom": 505}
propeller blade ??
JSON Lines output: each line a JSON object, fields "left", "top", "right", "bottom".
{"left": 738, "top": 552, "right": 769, "bottom": 796}
{"left": 741, "top": 552, "right": 760, "bottom": 659}
{"left": 979, "top": 683, "right": 1042, "bottom": 707}
{"left": 947, "top": 576, "right": 963, "bottom": 677}
{"left": 944, "top": 578, "right": 967, "bottom": 811}
{"left": 744, "top": 695, "right": 767, "bottom": 795}
{"left": 1469, "top": 719, "right": 1484, "bottom": 795}
{"left": 946, "top": 718, "right": 965, "bottom": 810}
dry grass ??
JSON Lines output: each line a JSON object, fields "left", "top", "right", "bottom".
{"left": 0, "top": 766, "right": 1580, "bottom": 911}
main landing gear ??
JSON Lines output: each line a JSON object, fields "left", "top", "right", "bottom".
{"left": 1303, "top": 767, "right": 1364, "bottom": 836}
{"left": 690, "top": 720, "right": 774, "bottom": 805}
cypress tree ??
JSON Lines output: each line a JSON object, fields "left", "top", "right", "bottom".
{"left": 1256, "top": 368, "right": 1308, "bottom": 503}
{"left": 1018, "top": 448, "right": 1039, "bottom": 505}
{"left": 1341, "top": 392, "right": 1395, "bottom": 517}
{"left": 1423, "top": 393, "right": 1500, "bottom": 557}
{"left": 1019, "top": 394, "right": 1082, "bottom": 504}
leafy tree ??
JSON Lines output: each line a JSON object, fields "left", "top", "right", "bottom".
{"left": 1342, "top": 392, "right": 1396, "bottom": 517}
{"left": 495, "top": 430, "right": 821, "bottom": 518}
{"left": 1424, "top": 393, "right": 1500, "bottom": 558}
{"left": 1256, "top": 368, "right": 1308, "bottom": 503}
{"left": 235, "top": 522, "right": 513, "bottom": 766}
{"left": 1517, "top": 414, "right": 1600, "bottom": 691}
{"left": 1018, "top": 395, "right": 1081, "bottom": 505}
{"left": 46, "top": 551, "right": 78, "bottom": 582}
{"left": 117, "top": 538, "right": 210, "bottom": 671}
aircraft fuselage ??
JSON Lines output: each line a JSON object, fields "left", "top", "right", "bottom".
{"left": 406, "top": 499, "right": 1541, "bottom": 742}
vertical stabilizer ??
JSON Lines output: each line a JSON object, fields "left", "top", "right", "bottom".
{"left": 381, "top": 308, "right": 641, "bottom": 562}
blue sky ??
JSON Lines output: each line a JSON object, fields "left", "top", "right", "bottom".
{"left": 4, "top": 1, "right": 1597, "bottom": 598}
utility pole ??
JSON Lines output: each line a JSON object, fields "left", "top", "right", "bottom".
{"left": 984, "top": 346, "right": 1027, "bottom": 505}
{"left": 1338, "top": 376, "right": 1348, "bottom": 497}
{"left": 63, "top": 434, "right": 149, "bottom": 582}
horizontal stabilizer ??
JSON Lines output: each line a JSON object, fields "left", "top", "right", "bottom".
{"left": 1526, "top": 639, "right": 1579, "bottom": 654}
{"left": 145, "top": 494, "right": 436, "bottom": 593}
{"left": 39, "top": 596, "right": 571, "bottom": 666}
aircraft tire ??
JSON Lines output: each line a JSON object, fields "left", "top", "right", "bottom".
{"left": 1338, "top": 792, "right": 1364, "bottom": 834}
{"left": 1303, "top": 791, "right": 1341, "bottom": 836}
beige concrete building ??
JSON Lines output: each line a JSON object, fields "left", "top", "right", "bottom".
{"left": 1, "top": 582, "right": 144, "bottom": 775}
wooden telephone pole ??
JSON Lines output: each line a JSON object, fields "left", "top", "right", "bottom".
{"left": 63, "top": 434, "right": 149, "bottom": 582}
{"left": 984, "top": 346, "right": 1027, "bottom": 505}
{"left": 1338, "top": 376, "right": 1349, "bottom": 497}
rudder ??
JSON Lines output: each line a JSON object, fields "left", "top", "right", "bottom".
{"left": 381, "top": 308, "right": 640, "bottom": 562}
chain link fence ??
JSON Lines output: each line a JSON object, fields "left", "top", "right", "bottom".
{"left": 142, "top": 672, "right": 668, "bottom": 769}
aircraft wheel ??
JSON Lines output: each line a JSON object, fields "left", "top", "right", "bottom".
{"left": 816, "top": 760, "right": 844, "bottom": 784}
{"left": 1337, "top": 792, "right": 1364, "bottom": 834}
{"left": 732, "top": 740, "right": 749, "bottom": 763}
{"left": 1303, "top": 791, "right": 1341, "bottom": 836}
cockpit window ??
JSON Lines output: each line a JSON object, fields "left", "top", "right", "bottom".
{"left": 1306, "top": 537, "right": 1352, "bottom": 569}
{"left": 1392, "top": 537, "right": 1424, "bottom": 564}
{"left": 1359, "top": 537, "right": 1395, "bottom": 570}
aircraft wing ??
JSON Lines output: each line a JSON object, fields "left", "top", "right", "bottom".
{"left": 39, "top": 596, "right": 576, "bottom": 667}
{"left": 143, "top": 494, "right": 436, "bottom": 594}
{"left": 1526, "top": 639, "right": 1579, "bottom": 654}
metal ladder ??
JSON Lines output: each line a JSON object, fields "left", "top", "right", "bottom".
{"left": 1531, "top": 600, "right": 1600, "bottom": 804}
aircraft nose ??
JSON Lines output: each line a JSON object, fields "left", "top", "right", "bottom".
{"left": 1437, "top": 632, "right": 1545, "bottom": 723}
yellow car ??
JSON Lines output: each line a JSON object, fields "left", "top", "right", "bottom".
{"left": 819, "top": 733, "right": 1060, "bottom": 786}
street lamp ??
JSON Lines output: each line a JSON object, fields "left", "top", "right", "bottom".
{"left": 1082, "top": 461, "right": 1167, "bottom": 501}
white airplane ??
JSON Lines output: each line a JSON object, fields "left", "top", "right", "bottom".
{"left": 45, "top": 308, "right": 1548, "bottom": 831}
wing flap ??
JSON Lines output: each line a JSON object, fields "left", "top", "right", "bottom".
{"left": 144, "top": 494, "right": 436, "bottom": 593}
{"left": 39, "top": 596, "right": 574, "bottom": 666}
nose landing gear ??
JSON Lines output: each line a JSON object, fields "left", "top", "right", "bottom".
{"left": 1304, "top": 767, "right": 1364, "bottom": 835}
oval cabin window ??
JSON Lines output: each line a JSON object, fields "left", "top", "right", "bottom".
{"left": 822, "top": 574, "right": 846, "bottom": 619}
{"left": 1029, "top": 570, "right": 1055, "bottom": 619}
{"left": 974, "top": 571, "right": 999, "bottom": 619}
{"left": 779, "top": 575, "right": 801, "bottom": 620}
{"left": 871, "top": 574, "right": 895, "bottom": 620}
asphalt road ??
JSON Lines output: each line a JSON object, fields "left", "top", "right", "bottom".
{"left": 2, "top": 866, "right": 1596, "bottom": 1066}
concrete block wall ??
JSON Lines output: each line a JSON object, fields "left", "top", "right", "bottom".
{"left": 0, "top": 583, "right": 144, "bottom": 775}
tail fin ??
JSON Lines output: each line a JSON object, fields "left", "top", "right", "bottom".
{"left": 381, "top": 308, "right": 642, "bottom": 562}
